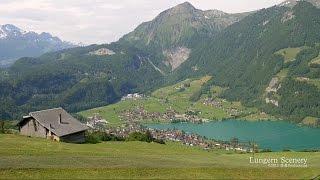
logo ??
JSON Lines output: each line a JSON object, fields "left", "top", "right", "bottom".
{"left": 249, "top": 157, "right": 308, "bottom": 168}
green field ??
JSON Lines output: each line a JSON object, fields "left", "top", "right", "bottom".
{"left": 80, "top": 76, "right": 272, "bottom": 126}
{"left": 0, "top": 134, "right": 319, "bottom": 179}
{"left": 310, "top": 54, "right": 320, "bottom": 65}
{"left": 275, "top": 47, "right": 306, "bottom": 63}
{"left": 309, "top": 79, "right": 320, "bottom": 89}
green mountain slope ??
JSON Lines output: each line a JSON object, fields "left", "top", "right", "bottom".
{"left": 121, "top": 2, "right": 246, "bottom": 49}
{"left": 0, "top": 43, "right": 165, "bottom": 119}
{"left": 172, "top": 1, "right": 320, "bottom": 121}
{"left": 279, "top": 0, "right": 320, "bottom": 7}
{"left": 119, "top": 2, "right": 248, "bottom": 72}
{"left": 80, "top": 76, "right": 275, "bottom": 127}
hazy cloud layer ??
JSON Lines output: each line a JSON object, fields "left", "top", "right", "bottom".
{"left": 0, "top": 0, "right": 283, "bottom": 44}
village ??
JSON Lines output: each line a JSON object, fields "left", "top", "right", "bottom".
{"left": 79, "top": 92, "right": 256, "bottom": 152}
{"left": 86, "top": 111, "right": 254, "bottom": 153}
{"left": 120, "top": 106, "right": 207, "bottom": 124}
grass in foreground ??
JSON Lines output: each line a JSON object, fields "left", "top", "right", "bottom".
{"left": 0, "top": 134, "right": 319, "bottom": 179}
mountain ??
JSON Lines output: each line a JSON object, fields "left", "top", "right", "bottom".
{"left": 172, "top": 1, "right": 320, "bottom": 121}
{"left": 0, "top": 42, "right": 165, "bottom": 119}
{"left": 119, "top": 2, "right": 249, "bottom": 72}
{"left": 121, "top": 2, "right": 246, "bottom": 48}
{"left": 279, "top": 0, "right": 320, "bottom": 7}
{"left": 0, "top": 24, "right": 75, "bottom": 67}
{"left": 0, "top": 1, "right": 319, "bottom": 123}
{"left": 0, "top": 2, "right": 249, "bottom": 119}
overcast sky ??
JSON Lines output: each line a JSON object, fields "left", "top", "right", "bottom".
{"left": 0, "top": 0, "right": 284, "bottom": 44}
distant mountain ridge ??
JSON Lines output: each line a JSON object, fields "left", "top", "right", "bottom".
{"left": 0, "top": 24, "right": 75, "bottom": 67}
{"left": 279, "top": 0, "right": 320, "bottom": 7}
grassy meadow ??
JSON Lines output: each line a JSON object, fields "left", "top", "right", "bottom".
{"left": 275, "top": 47, "right": 306, "bottom": 63}
{"left": 310, "top": 54, "right": 320, "bottom": 65}
{"left": 0, "top": 134, "right": 319, "bottom": 179}
{"left": 79, "top": 76, "right": 273, "bottom": 126}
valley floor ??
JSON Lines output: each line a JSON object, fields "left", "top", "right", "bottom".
{"left": 80, "top": 76, "right": 277, "bottom": 127}
{"left": 0, "top": 134, "right": 319, "bottom": 179}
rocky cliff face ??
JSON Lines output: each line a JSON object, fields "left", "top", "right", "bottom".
{"left": 163, "top": 47, "right": 191, "bottom": 70}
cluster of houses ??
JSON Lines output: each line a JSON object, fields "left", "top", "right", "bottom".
{"left": 203, "top": 98, "right": 223, "bottom": 108}
{"left": 105, "top": 122, "right": 144, "bottom": 138}
{"left": 88, "top": 48, "right": 115, "bottom": 56}
{"left": 202, "top": 98, "right": 242, "bottom": 117}
{"left": 86, "top": 113, "right": 108, "bottom": 130}
{"left": 120, "top": 106, "right": 207, "bottom": 124}
{"left": 149, "top": 129, "right": 252, "bottom": 152}
{"left": 121, "top": 93, "right": 144, "bottom": 101}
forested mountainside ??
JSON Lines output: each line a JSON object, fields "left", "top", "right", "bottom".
{"left": 0, "top": 24, "right": 75, "bottom": 67}
{"left": 173, "top": 1, "right": 320, "bottom": 121}
{"left": 280, "top": 0, "right": 320, "bottom": 7}
{"left": 0, "top": 1, "right": 319, "bottom": 122}
{"left": 0, "top": 43, "right": 165, "bottom": 119}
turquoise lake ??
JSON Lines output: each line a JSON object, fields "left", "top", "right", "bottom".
{"left": 147, "top": 120, "right": 320, "bottom": 151}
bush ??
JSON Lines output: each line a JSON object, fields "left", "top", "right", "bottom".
{"left": 283, "top": 149, "right": 292, "bottom": 152}
{"left": 101, "top": 133, "right": 125, "bottom": 141}
{"left": 126, "top": 131, "right": 153, "bottom": 143}
{"left": 184, "top": 83, "right": 191, "bottom": 88}
{"left": 260, "top": 149, "right": 272, "bottom": 153}
{"left": 0, "top": 121, "right": 4, "bottom": 134}
{"left": 300, "top": 149, "right": 320, "bottom": 152}
{"left": 153, "top": 139, "right": 165, "bottom": 144}
{"left": 85, "top": 132, "right": 102, "bottom": 144}
{"left": 189, "top": 90, "right": 202, "bottom": 102}
{"left": 178, "top": 87, "right": 186, "bottom": 92}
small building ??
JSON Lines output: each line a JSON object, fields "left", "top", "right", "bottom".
{"left": 17, "top": 108, "right": 88, "bottom": 143}
{"left": 121, "top": 93, "right": 143, "bottom": 101}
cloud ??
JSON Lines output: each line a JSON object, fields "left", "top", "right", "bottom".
{"left": 0, "top": 0, "right": 284, "bottom": 44}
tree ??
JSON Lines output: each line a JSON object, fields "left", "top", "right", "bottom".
{"left": 145, "top": 130, "right": 153, "bottom": 143}
{"left": 230, "top": 137, "right": 239, "bottom": 149}
{"left": 0, "top": 121, "right": 4, "bottom": 133}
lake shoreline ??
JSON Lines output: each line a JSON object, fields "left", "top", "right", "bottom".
{"left": 146, "top": 119, "right": 320, "bottom": 151}
{"left": 143, "top": 117, "right": 319, "bottom": 129}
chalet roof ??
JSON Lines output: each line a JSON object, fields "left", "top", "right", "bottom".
{"left": 19, "top": 108, "right": 88, "bottom": 137}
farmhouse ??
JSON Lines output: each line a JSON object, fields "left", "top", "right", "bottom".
{"left": 17, "top": 108, "right": 88, "bottom": 143}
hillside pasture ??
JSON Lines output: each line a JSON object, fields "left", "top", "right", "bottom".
{"left": 79, "top": 76, "right": 274, "bottom": 125}
{"left": 0, "top": 134, "right": 319, "bottom": 179}
{"left": 275, "top": 47, "right": 306, "bottom": 63}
